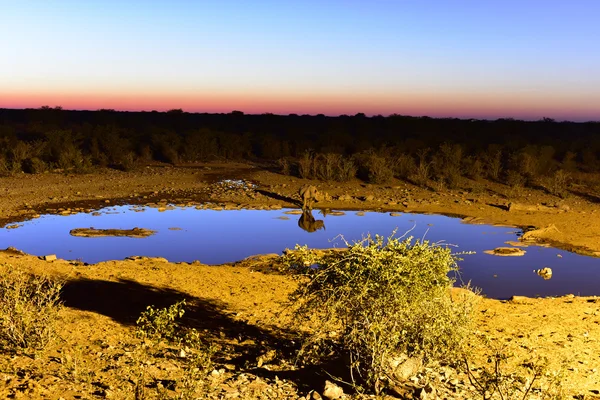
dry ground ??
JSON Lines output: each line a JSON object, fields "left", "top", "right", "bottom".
{"left": 0, "top": 162, "right": 599, "bottom": 399}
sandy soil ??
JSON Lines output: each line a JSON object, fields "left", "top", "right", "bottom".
{"left": 0, "top": 162, "right": 599, "bottom": 399}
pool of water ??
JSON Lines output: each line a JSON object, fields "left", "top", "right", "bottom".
{"left": 1, "top": 205, "right": 598, "bottom": 299}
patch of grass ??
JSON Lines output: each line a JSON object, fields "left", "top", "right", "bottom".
{"left": 0, "top": 265, "right": 64, "bottom": 352}
{"left": 282, "top": 233, "right": 476, "bottom": 393}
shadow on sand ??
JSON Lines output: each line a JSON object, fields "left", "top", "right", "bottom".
{"left": 61, "top": 277, "right": 349, "bottom": 393}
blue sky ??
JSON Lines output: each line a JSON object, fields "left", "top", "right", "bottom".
{"left": 1, "top": 0, "right": 599, "bottom": 120}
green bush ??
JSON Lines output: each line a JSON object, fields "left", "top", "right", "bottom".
{"left": 136, "top": 300, "right": 186, "bottom": 343}
{"left": 134, "top": 301, "right": 218, "bottom": 398}
{"left": 0, "top": 265, "right": 64, "bottom": 352}
{"left": 282, "top": 233, "right": 476, "bottom": 393}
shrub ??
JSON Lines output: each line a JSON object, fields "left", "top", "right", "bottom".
{"left": 282, "top": 233, "right": 476, "bottom": 393}
{"left": 298, "top": 151, "right": 315, "bottom": 179}
{"left": 118, "top": 151, "right": 137, "bottom": 172}
{"left": 541, "top": 169, "right": 571, "bottom": 198}
{"left": 337, "top": 156, "right": 357, "bottom": 182}
{"left": 277, "top": 157, "right": 291, "bottom": 175}
{"left": 316, "top": 153, "right": 341, "bottom": 181}
{"left": 364, "top": 153, "right": 394, "bottom": 184}
{"left": 411, "top": 149, "right": 432, "bottom": 187}
{"left": 464, "top": 156, "right": 484, "bottom": 181}
{"left": 485, "top": 149, "right": 503, "bottom": 181}
{"left": 0, "top": 155, "right": 10, "bottom": 176}
{"left": 57, "top": 145, "right": 84, "bottom": 170}
{"left": 22, "top": 157, "right": 48, "bottom": 174}
{"left": 136, "top": 300, "right": 186, "bottom": 343}
{"left": 561, "top": 151, "right": 577, "bottom": 172}
{"left": 505, "top": 170, "right": 526, "bottom": 191}
{"left": 135, "top": 301, "right": 218, "bottom": 398}
{"left": 0, "top": 265, "right": 63, "bottom": 352}
{"left": 393, "top": 153, "right": 416, "bottom": 180}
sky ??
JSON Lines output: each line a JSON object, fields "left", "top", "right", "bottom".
{"left": 1, "top": 1, "right": 599, "bottom": 121}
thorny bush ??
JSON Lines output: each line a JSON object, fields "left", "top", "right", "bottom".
{"left": 282, "top": 233, "right": 476, "bottom": 393}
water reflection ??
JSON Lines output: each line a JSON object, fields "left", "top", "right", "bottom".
{"left": 1, "top": 205, "right": 599, "bottom": 299}
{"left": 297, "top": 210, "right": 325, "bottom": 233}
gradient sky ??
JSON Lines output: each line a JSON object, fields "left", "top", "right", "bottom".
{"left": 1, "top": 1, "right": 599, "bottom": 120}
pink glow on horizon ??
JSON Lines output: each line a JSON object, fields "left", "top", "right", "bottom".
{"left": 1, "top": 89, "right": 598, "bottom": 121}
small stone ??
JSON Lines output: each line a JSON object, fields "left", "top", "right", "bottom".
{"left": 322, "top": 380, "right": 344, "bottom": 400}
{"left": 310, "top": 390, "right": 323, "bottom": 400}
{"left": 43, "top": 254, "right": 57, "bottom": 261}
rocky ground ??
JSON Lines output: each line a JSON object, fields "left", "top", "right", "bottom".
{"left": 0, "top": 162, "right": 599, "bottom": 399}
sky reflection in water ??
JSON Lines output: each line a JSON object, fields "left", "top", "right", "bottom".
{"left": 1, "top": 206, "right": 599, "bottom": 299}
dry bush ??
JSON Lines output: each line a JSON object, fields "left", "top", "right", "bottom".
{"left": 541, "top": 169, "right": 571, "bottom": 198}
{"left": 0, "top": 155, "right": 10, "bottom": 176}
{"left": 561, "top": 151, "right": 577, "bottom": 172}
{"left": 0, "top": 265, "right": 63, "bottom": 352}
{"left": 282, "top": 233, "right": 476, "bottom": 393}
{"left": 298, "top": 151, "right": 315, "bottom": 179}
{"left": 22, "top": 157, "right": 49, "bottom": 174}
{"left": 336, "top": 156, "right": 357, "bottom": 182}
{"left": 393, "top": 153, "right": 417, "bottom": 180}
{"left": 277, "top": 157, "right": 292, "bottom": 175}
{"left": 118, "top": 151, "right": 138, "bottom": 172}
{"left": 464, "top": 156, "right": 484, "bottom": 181}
{"left": 464, "top": 338, "right": 566, "bottom": 399}
{"left": 411, "top": 149, "right": 432, "bottom": 187}
{"left": 362, "top": 152, "right": 394, "bottom": 184}
{"left": 316, "top": 153, "right": 341, "bottom": 181}
{"left": 484, "top": 148, "right": 503, "bottom": 181}
{"left": 505, "top": 170, "right": 526, "bottom": 191}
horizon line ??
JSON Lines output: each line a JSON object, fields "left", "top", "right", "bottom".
{"left": 2, "top": 106, "right": 598, "bottom": 124}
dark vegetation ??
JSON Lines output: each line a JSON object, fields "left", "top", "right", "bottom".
{"left": 1, "top": 107, "right": 599, "bottom": 195}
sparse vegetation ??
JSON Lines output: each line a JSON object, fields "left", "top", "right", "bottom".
{"left": 0, "top": 264, "right": 63, "bottom": 352}
{"left": 541, "top": 169, "right": 571, "bottom": 198}
{"left": 282, "top": 233, "right": 477, "bottom": 393}
{"left": 135, "top": 300, "right": 218, "bottom": 399}
{"left": 464, "top": 340, "right": 566, "bottom": 400}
